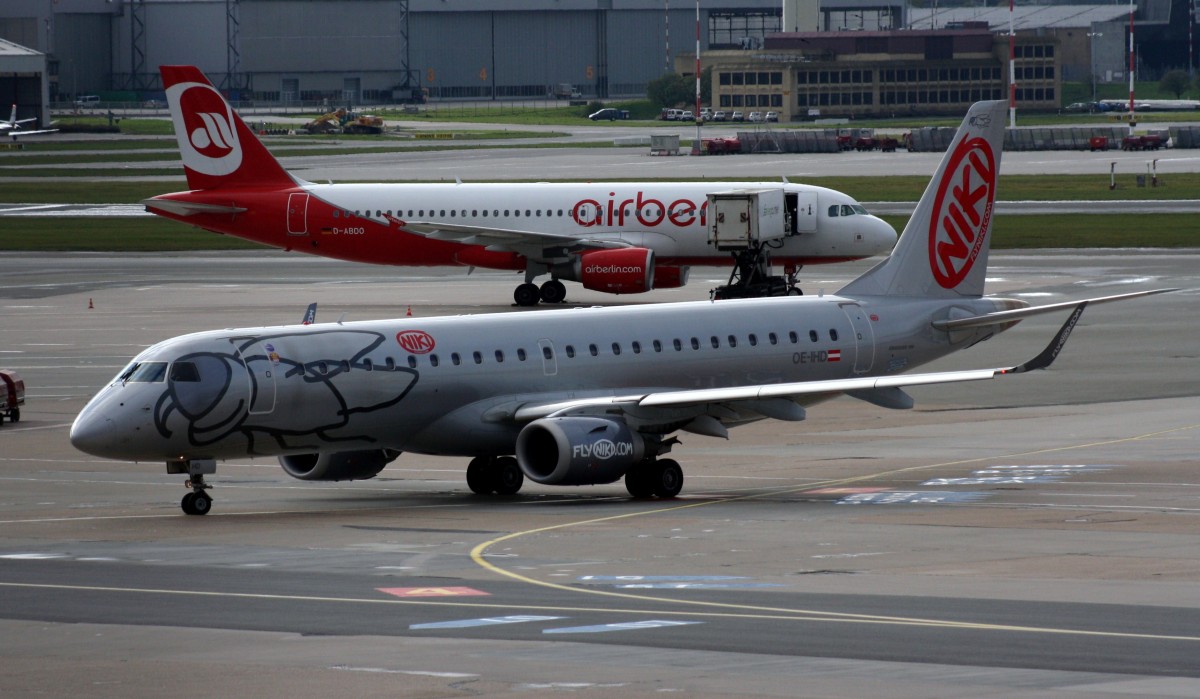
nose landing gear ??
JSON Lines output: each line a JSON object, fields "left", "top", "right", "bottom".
{"left": 168, "top": 458, "right": 216, "bottom": 515}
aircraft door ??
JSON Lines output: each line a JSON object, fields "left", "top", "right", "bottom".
{"left": 839, "top": 303, "right": 875, "bottom": 374}
{"left": 789, "top": 191, "right": 818, "bottom": 234}
{"left": 287, "top": 193, "right": 309, "bottom": 235}
{"left": 538, "top": 339, "right": 558, "bottom": 376}
{"left": 233, "top": 338, "right": 278, "bottom": 415}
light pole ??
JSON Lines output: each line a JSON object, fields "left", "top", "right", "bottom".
{"left": 1087, "top": 30, "right": 1102, "bottom": 104}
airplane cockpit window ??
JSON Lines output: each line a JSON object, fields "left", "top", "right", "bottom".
{"left": 169, "top": 362, "right": 201, "bottom": 382}
{"left": 122, "top": 361, "right": 167, "bottom": 383}
{"left": 852, "top": 204, "right": 868, "bottom": 215}
{"left": 828, "top": 205, "right": 839, "bottom": 217}
{"left": 840, "top": 205, "right": 856, "bottom": 216}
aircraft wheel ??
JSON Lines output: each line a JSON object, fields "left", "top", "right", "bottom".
{"left": 10, "top": 408, "right": 17, "bottom": 423}
{"left": 492, "top": 457, "right": 524, "bottom": 495}
{"left": 624, "top": 466, "right": 655, "bottom": 499}
{"left": 788, "top": 287, "right": 803, "bottom": 296}
{"left": 514, "top": 283, "right": 540, "bottom": 307}
{"left": 466, "top": 456, "right": 494, "bottom": 494}
{"left": 650, "top": 459, "right": 684, "bottom": 498}
{"left": 181, "top": 492, "right": 196, "bottom": 514}
{"left": 539, "top": 280, "right": 567, "bottom": 304}
{"left": 191, "top": 491, "right": 212, "bottom": 515}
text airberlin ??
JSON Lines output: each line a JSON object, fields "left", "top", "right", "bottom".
{"left": 572, "top": 191, "right": 709, "bottom": 228}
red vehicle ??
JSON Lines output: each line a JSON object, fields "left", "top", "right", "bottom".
{"left": 0, "top": 370, "right": 24, "bottom": 424}
{"left": 1122, "top": 134, "right": 1163, "bottom": 151}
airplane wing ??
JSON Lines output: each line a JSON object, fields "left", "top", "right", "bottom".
{"left": 932, "top": 288, "right": 1176, "bottom": 330}
{"left": 400, "top": 220, "right": 629, "bottom": 258}
{"left": 9, "top": 128, "right": 58, "bottom": 140}
{"left": 506, "top": 300, "right": 1101, "bottom": 434}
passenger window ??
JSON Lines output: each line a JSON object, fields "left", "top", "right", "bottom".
{"left": 450, "top": 210, "right": 456, "bottom": 217}
{"left": 473, "top": 351, "right": 482, "bottom": 364}
{"left": 589, "top": 344, "right": 598, "bottom": 356}
{"left": 542, "top": 346, "right": 553, "bottom": 360}
{"left": 711, "top": 336, "right": 720, "bottom": 349}
{"left": 439, "top": 210, "right": 445, "bottom": 216}
{"left": 612, "top": 343, "right": 622, "bottom": 356}
{"left": 789, "top": 331, "right": 799, "bottom": 343}
{"left": 830, "top": 329, "right": 839, "bottom": 341}
{"left": 407, "top": 356, "right": 417, "bottom": 369}
{"left": 333, "top": 210, "right": 340, "bottom": 218}
{"left": 728, "top": 335, "right": 738, "bottom": 348}
{"left": 749, "top": 334, "right": 758, "bottom": 346}
{"left": 385, "top": 357, "right": 395, "bottom": 370}
{"left": 653, "top": 340, "right": 662, "bottom": 352}
{"left": 768, "top": 332, "right": 778, "bottom": 345}
{"left": 517, "top": 348, "right": 527, "bottom": 361}
{"left": 451, "top": 353, "right": 461, "bottom": 366}
{"left": 363, "top": 358, "right": 373, "bottom": 371}
{"left": 495, "top": 350, "right": 504, "bottom": 363}
{"left": 691, "top": 337, "right": 700, "bottom": 350}
{"left": 169, "top": 362, "right": 200, "bottom": 382}
{"left": 319, "top": 362, "right": 328, "bottom": 374}
{"left": 472, "top": 210, "right": 477, "bottom": 216}
{"left": 341, "top": 360, "right": 350, "bottom": 372}
{"left": 429, "top": 355, "right": 439, "bottom": 367}
{"left": 810, "top": 330, "right": 819, "bottom": 342}
{"left": 632, "top": 341, "right": 641, "bottom": 354}
{"left": 565, "top": 345, "right": 576, "bottom": 358}
{"left": 673, "top": 339, "right": 682, "bottom": 351}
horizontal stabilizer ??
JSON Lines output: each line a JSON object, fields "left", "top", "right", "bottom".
{"left": 142, "top": 199, "right": 248, "bottom": 217}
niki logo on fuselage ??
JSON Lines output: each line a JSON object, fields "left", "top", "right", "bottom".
{"left": 166, "top": 81, "right": 243, "bottom": 177}
{"left": 571, "top": 191, "right": 709, "bottom": 229}
{"left": 928, "top": 134, "right": 996, "bottom": 289}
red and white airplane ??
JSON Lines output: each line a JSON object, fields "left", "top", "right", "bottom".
{"left": 2, "top": 104, "right": 57, "bottom": 140}
{"left": 144, "top": 66, "right": 897, "bottom": 305}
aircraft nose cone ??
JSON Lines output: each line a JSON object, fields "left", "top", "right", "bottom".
{"left": 69, "top": 411, "right": 115, "bottom": 457}
{"left": 873, "top": 216, "right": 899, "bottom": 252}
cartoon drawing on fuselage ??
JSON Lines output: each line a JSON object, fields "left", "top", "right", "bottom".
{"left": 144, "top": 65, "right": 897, "bottom": 306}
{"left": 73, "top": 100, "right": 1174, "bottom": 515}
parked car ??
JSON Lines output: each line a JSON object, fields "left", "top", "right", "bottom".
{"left": 764, "top": 111, "right": 779, "bottom": 122}
{"left": 699, "top": 108, "right": 713, "bottom": 121}
{"left": 731, "top": 110, "right": 744, "bottom": 122}
{"left": 589, "top": 108, "right": 621, "bottom": 121}
{"left": 748, "top": 111, "right": 764, "bottom": 122}
{"left": 711, "top": 110, "right": 727, "bottom": 121}
{"left": 680, "top": 110, "right": 694, "bottom": 121}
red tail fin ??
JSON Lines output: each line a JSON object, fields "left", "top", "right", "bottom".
{"left": 160, "top": 65, "right": 295, "bottom": 191}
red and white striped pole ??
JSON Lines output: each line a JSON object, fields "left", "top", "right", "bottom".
{"left": 1008, "top": 0, "right": 1016, "bottom": 128}
{"left": 1127, "top": 0, "right": 1136, "bottom": 129}
{"left": 664, "top": 0, "right": 670, "bottom": 74}
{"left": 693, "top": 0, "right": 702, "bottom": 153}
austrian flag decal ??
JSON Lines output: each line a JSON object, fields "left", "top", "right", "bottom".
{"left": 827, "top": 349, "right": 842, "bottom": 362}
{"left": 928, "top": 134, "right": 996, "bottom": 289}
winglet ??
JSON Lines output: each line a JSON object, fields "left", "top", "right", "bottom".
{"left": 1002, "top": 302, "right": 1088, "bottom": 375}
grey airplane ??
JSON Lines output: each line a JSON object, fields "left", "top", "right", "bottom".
{"left": 70, "top": 100, "right": 1171, "bottom": 515}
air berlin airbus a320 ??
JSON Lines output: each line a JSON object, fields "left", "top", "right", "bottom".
{"left": 144, "top": 66, "right": 897, "bottom": 305}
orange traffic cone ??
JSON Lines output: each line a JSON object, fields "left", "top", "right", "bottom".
{"left": 406, "top": 305, "right": 412, "bottom": 317}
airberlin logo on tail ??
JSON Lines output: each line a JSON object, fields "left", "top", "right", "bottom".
{"left": 928, "top": 134, "right": 996, "bottom": 289}
{"left": 166, "top": 81, "right": 243, "bottom": 177}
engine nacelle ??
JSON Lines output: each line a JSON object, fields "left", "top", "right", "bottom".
{"left": 516, "top": 417, "right": 645, "bottom": 486}
{"left": 278, "top": 449, "right": 392, "bottom": 481}
{"left": 577, "top": 248, "right": 654, "bottom": 294}
{"left": 652, "top": 265, "right": 690, "bottom": 290}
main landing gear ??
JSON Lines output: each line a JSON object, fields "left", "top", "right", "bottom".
{"left": 623, "top": 458, "right": 684, "bottom": 499}
{"left": 514, "top": 279, "right": 567, "bottom": 307}
{"left": 710, "top": 244, "right": 802, "bottom": 300}
{"left": 466, "top": 456, "right": 526, "bottom": 495}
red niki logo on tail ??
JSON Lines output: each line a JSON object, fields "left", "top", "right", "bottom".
{"left": 927, "top": 130, "right": 996, "bottom": 289}
{"left": 165, "top": 81, "right": 243, "bottom": 178}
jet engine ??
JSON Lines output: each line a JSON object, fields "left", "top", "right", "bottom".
{"left": 576, "top": 248, "right": 654, "bottom": 294}
{"left": 278, "top": 449, "right": 394, "bottom": 481}
{"left": 515, "top": 417, "right": 645, "bottom": 485}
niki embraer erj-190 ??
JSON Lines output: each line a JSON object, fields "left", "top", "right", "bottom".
{"left": 73, "top": 100, "right": 1172, "bottom": 515}
{"left": 143, "top": 65, "right": 896, "bottom": 306}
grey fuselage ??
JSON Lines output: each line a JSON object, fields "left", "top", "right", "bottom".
{"left": 71, "top": 293, "right": 1023, "bottom": 464}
